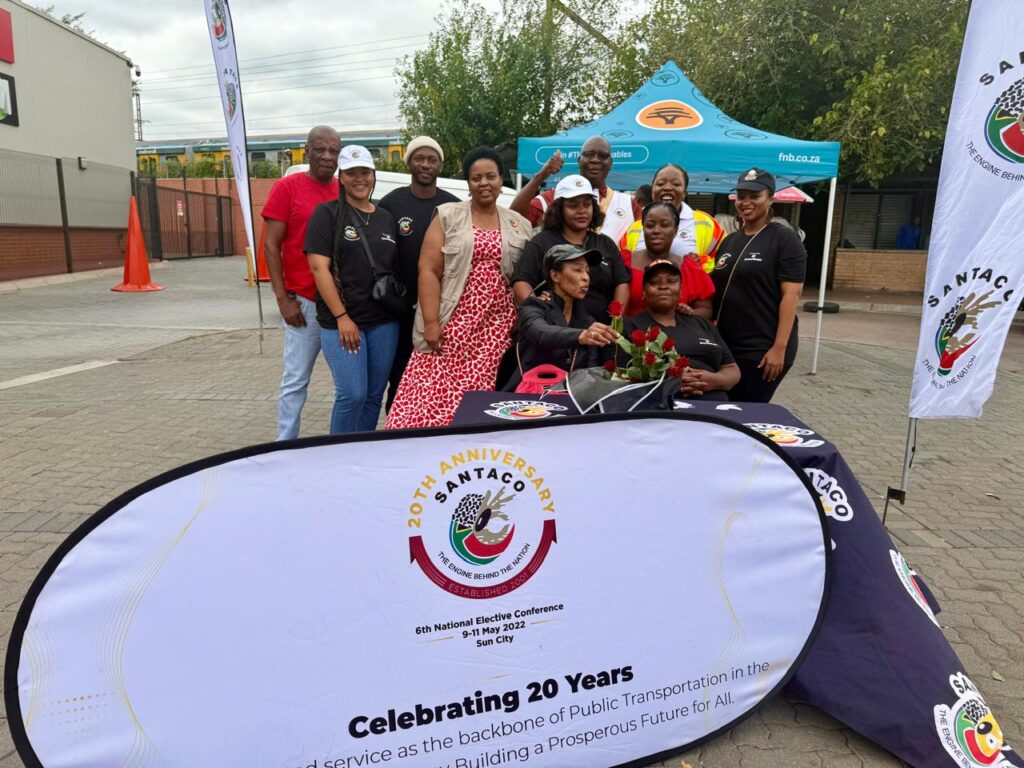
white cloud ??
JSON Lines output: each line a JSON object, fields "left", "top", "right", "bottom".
{"left": 40, "top": 0, "right": 505, "bottom": 140}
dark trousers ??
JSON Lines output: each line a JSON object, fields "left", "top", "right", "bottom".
{"left": 728, "top": 357, "right": 793, "bottom": 403}
{"left": 385, "top": 311, "right": 414, "bottom": 412}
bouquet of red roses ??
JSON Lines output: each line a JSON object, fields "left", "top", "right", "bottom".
{"left": 603, "top": 301, "right": 689, "bottom": 382}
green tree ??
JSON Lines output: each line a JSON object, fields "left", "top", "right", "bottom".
{"left": 250, "top": 160, "right": 281, "bottom": 179}
{"left": 397, "top": 0, "right": 615, "bottom": 176}
{"left": 609, "top": 0, "right": 968, "bottom": 183}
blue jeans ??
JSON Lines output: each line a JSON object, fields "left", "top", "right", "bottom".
{"left": 320, "top": 321, "right": 399, "bottom": 434}
{"left": 277, "top": 295, "right": 322, "bottom": 441}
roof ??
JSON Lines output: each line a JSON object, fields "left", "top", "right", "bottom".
{"left": 136, "top": 129, "right": 404, "bottom": 154}
{"left": 517, "top": 61, "right": 840, "bottom": 193}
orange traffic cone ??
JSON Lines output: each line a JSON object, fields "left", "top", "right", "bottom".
{"left": 245, "top": 219, "right": 271, "bottom": 283}
{"left": 112, "top": 196, "right": 163, "bottom": 292}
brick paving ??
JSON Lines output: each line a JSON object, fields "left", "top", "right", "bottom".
{"left": 1, "top": 260, "right": 1022, "bottom": 767}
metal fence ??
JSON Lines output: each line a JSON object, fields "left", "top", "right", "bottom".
{"left": 0, "top": 147, "right": 235, "bottom": 280}
{"left": 135, "top": 177, "right": 234, "bottom": 260}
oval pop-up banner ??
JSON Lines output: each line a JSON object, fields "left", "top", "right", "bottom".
{"left": 5, "top": 414, "right": 830, "bottom": 768}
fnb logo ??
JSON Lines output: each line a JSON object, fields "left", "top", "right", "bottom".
{"left": 636, "top": 100, "right": 703, "bottom": 131}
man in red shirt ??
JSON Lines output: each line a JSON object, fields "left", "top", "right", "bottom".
{"left": 509, "top": 136, "right": 642, "bottom": 246}
{"left": 262, "top": 126, "right": 340, "bottom": 439}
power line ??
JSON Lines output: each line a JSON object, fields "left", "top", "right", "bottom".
{"left": 146, "top": 74, "right": 395, "bottom": 106}
{"left": 143, "top": 42, "right": 424, "bottom": 86}
{"left": 142, "top": 59, "right": 399, "bottom": 94}
{"left": 144, "top": 34, "right": 430, "bottom": 75}
{"left": 144, "top": 103, "right": 399, "bottom": 129}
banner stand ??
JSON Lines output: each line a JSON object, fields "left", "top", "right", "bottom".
{"left": 809, "top": 176, "right": 838, "bottom": 375}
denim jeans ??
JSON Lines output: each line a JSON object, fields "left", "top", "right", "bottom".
{"left": 320, "top": 321, "right": 399, "bottom": 434}
{"left": 277, "top": 295, "right": 322, "bottom": 441}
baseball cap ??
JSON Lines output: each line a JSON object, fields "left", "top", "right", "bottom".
{"left": 543, "top": 244, "right": 602, "bottom": 275}
{"left": 642, "top": 259, "right": 681, "bottom": 284}
{"left": 553, "top": 174, "right": 598, "bottom": 201}
{"left": 734, "top": 167, "right": 776, "bottom": 193}
{"left": 338, "top": 145, "right": 375, "bottom": 171}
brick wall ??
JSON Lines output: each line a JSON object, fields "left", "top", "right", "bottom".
{"left": 832, "top": 248, "right": 927, "bottom": 292}
{"left": 0, "top": 226, "right": 68, "bottom": 281}
{"left": 0, "top": 225, "right": 128, "bottom": 281}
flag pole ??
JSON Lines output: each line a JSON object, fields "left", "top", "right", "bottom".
{"left": 810, "top": 176, "right": 838, "bottom": 375}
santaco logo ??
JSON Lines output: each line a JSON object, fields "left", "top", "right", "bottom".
{"left": 971, "top": 53, "right": 1024, "bottom": 177}
{"left": 635, "top": 99, "right": 703, "bottom": 131}
{"left": 934, "top": 672, "right": 1014, "bottom": 767}
{"left": 921, "top": 270, "right": 1015, "bottom": 386}
{"left": 209, "top": 0, "right": 228, "bottom": 44}
{"left": 407, "top": 449, "right": 557, "bottom": 598}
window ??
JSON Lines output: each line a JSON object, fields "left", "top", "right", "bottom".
{"left": 842, "top": 192, "right": 915, "bottom": 249}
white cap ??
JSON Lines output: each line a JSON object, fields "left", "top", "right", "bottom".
{"left": 338, "top": 145, "right": 375, "bottom": 171}
{"left": 553, "top": 174, "right": 597, "bottom": 201}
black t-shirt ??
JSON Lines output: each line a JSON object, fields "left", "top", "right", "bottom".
{"left": 378, "top": 186, "right": 459, "bottom": 304}
{"left": 711, "top": 222, "right": 806, "bottom": 362}
{"left": 512, "top": 230, "right": 630, "bottom": 323}
{"left": 304, "top": 201, "right": 398, "bottom": 329}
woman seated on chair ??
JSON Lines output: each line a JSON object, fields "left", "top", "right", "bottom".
{"left": 616, "top": 260, "right": 740, "bottom": 401}
{"left": 508, "top": 244, "right": 618, "bottom": 388}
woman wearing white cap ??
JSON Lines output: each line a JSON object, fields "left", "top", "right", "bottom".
{"left": 385, "top": 147, "right": 532, "bottom": 429}
{"left": 511, "top": 174, "right": 630, "bottom": 324}
{"left": 305, "top": 145, "right": 402, "bottom": 433}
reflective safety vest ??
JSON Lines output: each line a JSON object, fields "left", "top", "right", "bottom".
{"left": 619, "top": 207, "right": 725, "bottom": 273}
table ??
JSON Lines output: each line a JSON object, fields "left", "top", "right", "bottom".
{"left": 452, "top": 393, "right": 1024, "bottom": 768}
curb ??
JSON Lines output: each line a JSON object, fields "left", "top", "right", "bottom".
{"left": 0, "top": 261, "right": 170, "bottom": 294}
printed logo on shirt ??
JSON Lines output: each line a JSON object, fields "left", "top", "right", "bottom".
{"left": 745, "top": 423, "right": 825, "bottom": 449}
{"left": 381, "top": 233, "right": 396, "bottom": 244}
{"left": 343, "top": 226, "right": 359, "bottom": 241}
{"left": 745, "top": 252, "right": 763, "bottom": 262}
{"left": 934, "top": 673, "right": 1014, "bottom": 767}
{"left": 406, "top": 451, "right": 558, "bottom": 599}
{"left": 398, "top": 217, "right": 413, "bottom": 236}
{"left": 889, "top": 549, "right": 939, "bottom": 626}
{"left": 716, "top": 253, "right": 732, "bottom": 269}
{"left": 697, "top": 337, "right": 719, "bottom": 346}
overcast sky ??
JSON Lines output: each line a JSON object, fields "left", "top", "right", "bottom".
{"left": 40, "top": 0, "right": 505, "bottom": 142}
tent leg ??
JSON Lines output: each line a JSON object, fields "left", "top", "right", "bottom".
{"left": 515, "top": 172, "right": 523, "bottom": 191}
{"left": 810, "top": 176, "right": 838, "bottom": 375}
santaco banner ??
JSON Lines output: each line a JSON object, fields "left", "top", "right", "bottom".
{"left": 5, "top": 416, "right": 829, "bottom": 768}
{"left": 909, "top": 0, "right": 1024, "bottom": 418}
{"left": 203, "top": 0, "right": 256, "bottom": 263}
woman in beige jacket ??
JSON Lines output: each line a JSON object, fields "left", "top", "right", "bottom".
{"left": 386, "top": 148, "right": 531, "bottom": 429}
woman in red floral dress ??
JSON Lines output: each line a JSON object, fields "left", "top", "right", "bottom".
{"left": 386, "top": 149, "right": 532, "bottom": 429}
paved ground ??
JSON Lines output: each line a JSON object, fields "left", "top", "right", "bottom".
{"left": 1, "top": 257, "right": 1022, "bottom": 767}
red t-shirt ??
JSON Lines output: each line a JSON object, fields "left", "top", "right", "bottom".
{"left": 527, "top": 187, "right": 642, "bottom": 228}
{"left": 261, "top": 173, "right": 339, "bottom": 300}
{"left": 621, "top": 252, "right": 715, "bottom": 315}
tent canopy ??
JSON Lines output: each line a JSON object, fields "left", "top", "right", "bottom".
{"left": 517, "top": 62, "right": 840, "bottom": 193}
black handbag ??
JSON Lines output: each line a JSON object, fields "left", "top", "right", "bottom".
{"left": 351, "top": 213, "right": 411, "bottom": 316}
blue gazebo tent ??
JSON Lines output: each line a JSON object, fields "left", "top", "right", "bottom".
{"left": 516, "top": 61, "right": 842, "bottom": 371}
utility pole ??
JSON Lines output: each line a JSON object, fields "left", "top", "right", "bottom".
{"left": 131, "top": 65, "right": 144, "bottom": 141}
{"left": 541, "top": 0, "right": 621, "bottom": 128}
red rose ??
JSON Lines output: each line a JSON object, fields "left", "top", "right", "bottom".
{"left": 643, "top": 351, "right": 657, "bottom": 366}
{"left": 630, "top": 330, "right": 647, "bottom": 345}
{"left": 646, "top": 326, "right": 660, "bottom": 342}
{"left": 662, "top": 337, "right": 676, "bottom": 352}
{"left": 668, "top": 362, "right": 684, "bottom": 378}
{"left": 608, "top": 300, "right": 624, "bottom": 317}
{"left": 603, "top": 359, "right": 616, "bottom": 373}
{"left": 678, "top": 355, "right": 691, "bottom": 368}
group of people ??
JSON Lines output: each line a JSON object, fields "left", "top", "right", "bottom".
{"left": 262, "top": 126, "right": 807, "bottom": 438}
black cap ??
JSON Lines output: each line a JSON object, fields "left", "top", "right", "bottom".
{"left": 642, "top": 259, "right": 680, "bottom": 284}
{"left": 543, "top": 244, "right": 602, "bottom": 275}
{"left": 734, "top": 167, "right": 776, "bottom": 193}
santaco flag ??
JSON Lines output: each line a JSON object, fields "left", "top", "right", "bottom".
{"left": 909, "top": 0, "right": 1024, "bottom": 418}
{"left": 4, "top": 416, "right": 829, "bottom": 767}
{"left": 203, "top": 0, "right": 255, "bottom": 265}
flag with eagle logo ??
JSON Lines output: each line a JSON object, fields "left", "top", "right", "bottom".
{"left": 909, "top": 0, "right": 1024, "bottom": 418}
